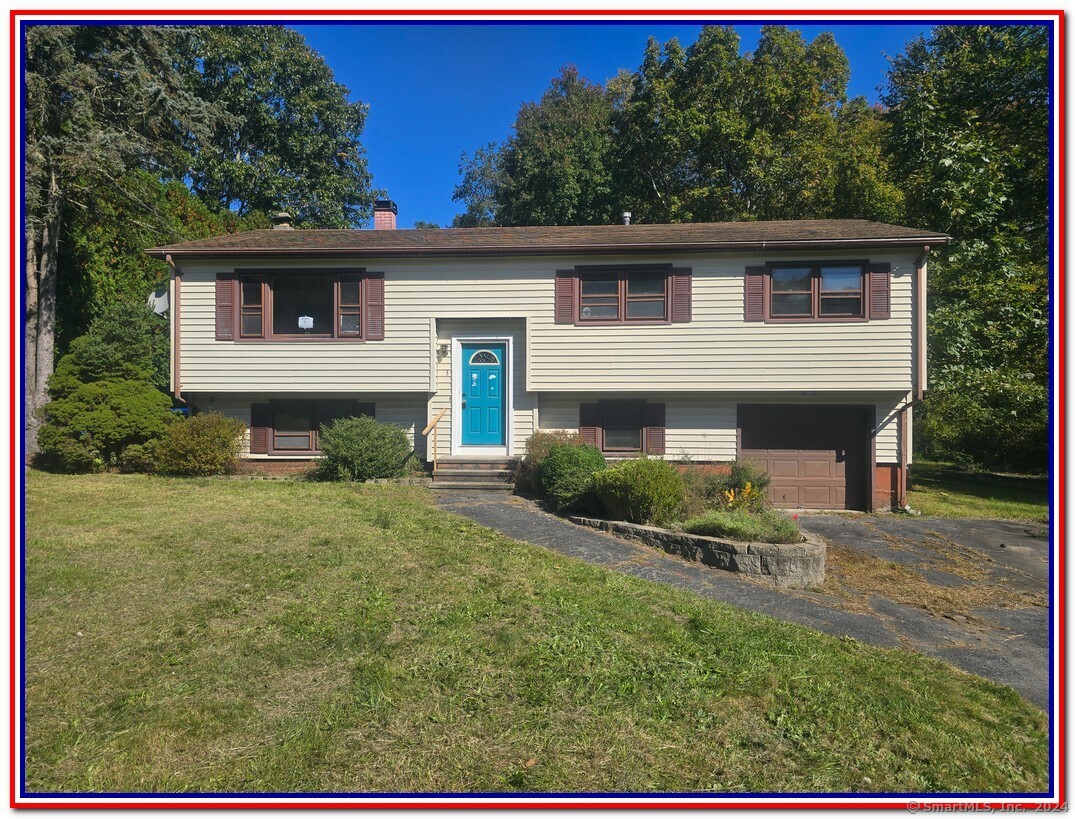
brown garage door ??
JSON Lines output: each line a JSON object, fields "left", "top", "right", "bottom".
{"left": 738, "top": 405, "right": 869, "bottom": 511}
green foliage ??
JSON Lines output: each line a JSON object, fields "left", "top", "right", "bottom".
{"left": 190, "top": 25, "right": 375, "bottom": 227}
{"left": 118, "top": 440, "right": 159, "bottom": 474}
{"left": 680, "top": 509, "right": 802, "bottom": 544}
{"left": 592, "top": 458, "right": 684, "bottom": 526}
{"left": 681, "top": 460, "right": 772, "bottom": 517}
{"left": 883, "top": 25, "right": 1048, "bottom": 245}
{"left": 154, "top": 413, "right": 245, "bottom": 476}
{"left": 412, "top": 221, "right": 442, "bottom": 229}
{"left": 50, "top": 300, "right": 171, "bottom": 397}
{"left": 314, "top": 415, "right": 413, "bottom": 482}
{"left": 57, "top": 171, "right": 267, "bottom": 348}
{"left": 884, "top": 25, "right": 1049, "bottom": 470}
{"left": 35, "top": 379, "right": 173, "bottom": 472}
{"left": 455, "top": 27, "right": 903, "bottom": 228}
{"left": 495, "top": 66, "right": 617, "bottom": 226}
{"left": 918, "top": 378, "right": 1047, "bottom": 473}
{"left": 537, "top": 444, "right": 607, "bottom": 514}
{"left": 451, "top": 143, "right": 501, "bottom": 227}
{"left": 518, "top": 430, "right": 586, "bottom": 492}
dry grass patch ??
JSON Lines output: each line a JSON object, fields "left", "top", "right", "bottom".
{"left": 817, "top": 541, "right": 1044, "bottom": 619}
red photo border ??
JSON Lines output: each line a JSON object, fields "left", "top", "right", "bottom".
{"left": 8, "top": 7, "right": 1066, "bottom": 811}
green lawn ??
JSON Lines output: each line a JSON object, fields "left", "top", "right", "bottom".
{"left": 25, "top": 472, "right": 1047, "bottom": 794}
{"left": 909, "top": 460, "right": 1049, "bottom": 522}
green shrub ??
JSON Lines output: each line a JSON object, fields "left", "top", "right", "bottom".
{"left": 592, "top": 457, "right": 684, "bottom": 526}
{"left": 34, "top": 379, "right": 172, "bottom": 472}
{"left": 518, "top": 430, "right": 586, "bottom": 493}
{"left": 315, "top": 415, "right": 413, "bottom": 482}
{"left": 537, "top": 444, "right": 606, "bottom": 514}
{"left": 154, "top": 413, "right": 245, "bottom": 476}
{"left": 918, "top": 376, "right": 1047, "bottom": 473}
{"left": 49, "top": 301, "right": 170, "bottom": 399}
{"left": 34, "top": 425, "right": 99, "bottom": 473}
{"left": 681, "top": 459, "right": 772, "bottom": 516}
{"left": 118, "top": 440, "right": 158, "bottom": 473}
{"left": 680, "top": 509, "right": 802, "bottom": 544}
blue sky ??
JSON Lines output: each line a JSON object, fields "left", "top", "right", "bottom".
{"left": 294, "top": 21, "right": 930, "bottom": 228}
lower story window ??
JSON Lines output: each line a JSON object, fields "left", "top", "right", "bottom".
{"left": 251, "top": 399, "right": 375, "bottom": 454}
{"left": 601, "top": 401, "right": 645, "bottom": 451}
{"left": 579, "top": 399, "right": 666, "bottom": 456}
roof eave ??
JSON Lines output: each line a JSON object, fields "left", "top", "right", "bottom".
{"left": 145, "top": 235, "right": 949, "bottom": 261}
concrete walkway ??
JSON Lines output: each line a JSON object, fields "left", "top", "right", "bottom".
{"left": 434, "top": 491, "right": 1050, "bottom": 709}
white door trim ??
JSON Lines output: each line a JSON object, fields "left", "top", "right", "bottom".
{"left": 451, "top": 335, "right": 514, "bottom": 457}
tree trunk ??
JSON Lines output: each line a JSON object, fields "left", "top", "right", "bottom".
{"left": 24, "top": 170, "right": 61, "bottom": 460}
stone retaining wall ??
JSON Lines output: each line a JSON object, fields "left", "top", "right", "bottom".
{"left": 569, "top": 516, "right": 825, "bottom": 588}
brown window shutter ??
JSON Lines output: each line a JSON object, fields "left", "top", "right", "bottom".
{"left": 249, "top": 403, "right": 271, "bottom": 454}
{"left": 869, "top": 262, "right": 892, "bottom": 319}
{"left": 644, "top": 402, "right": 666, "bottom": 455}
{"left": 555, "top": 271, "right": 576, "bottom": 324}
{"left": 215, "top": 273, "right": 237, "bottom": 340}
{"left": 744, "top": 266, "right": 767, "bottom": 321}
{"left": 353, "top": 401, "right": 376, "bottom": 418}
{"left": 670, "top": 268, "right": 692, "bottom": 322}
{"left": 579, "top": 403, "right": 601, "bottom": 448}
{"left": 365, "top": 272, "right": 385, "bottom": 340}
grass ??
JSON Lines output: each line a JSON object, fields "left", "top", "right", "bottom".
{"left": 908, "top": 460, "right": 1048, "bottom": 522}
{"left": 679, "top": 509, "right": 802, "bottom": 544}
{"left": 24, "top": 472, "right": 1047, "bottom": 794}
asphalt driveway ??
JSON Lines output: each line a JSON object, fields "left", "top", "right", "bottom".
{"left": 436, "top": 492, "right": 1050, "bottom": 709}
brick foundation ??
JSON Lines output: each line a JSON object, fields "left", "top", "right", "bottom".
{"left": 233, "top": 459, "right": 315, "bottom": 477}
{"left": 674, "top": 462, "right": 732, "bottom": 475}
{"left": 874, "top": 463, "right": 904, "bottom": 510}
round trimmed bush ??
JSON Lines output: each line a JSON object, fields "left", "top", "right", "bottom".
{"left": 536, "top": 443, "right": 606, "bottom": 514}
{"left": 315, "top": 415, "right": 413, "bottom": 481}
{"left": 517, "top": 430, "right": 586, "bottom": 493}
{"left": 35, "top": 378, "right": 173, "bottom": 472}
{"left": 155, "top": 412, "right": 245, "bottom": 476}
{"left": 118, "top": 440, "right": 159, "bottom": 473}
{"left": 592, "top": 457, "right": 684, "bottom": 526}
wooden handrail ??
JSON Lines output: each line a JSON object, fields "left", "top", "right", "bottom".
{"left": 422, "top": 407, "right": 447, "bottom": 436}
{"left": 422, "top": 406, "right": 449, "bottom": 473}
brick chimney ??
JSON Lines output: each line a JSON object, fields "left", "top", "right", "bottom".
{"left": 373, "top": 199, "right": 397, "bottom": 230}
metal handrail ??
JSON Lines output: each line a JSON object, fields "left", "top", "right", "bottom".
{"left": 422, "top": 407, "right": 448, "bottom": 472}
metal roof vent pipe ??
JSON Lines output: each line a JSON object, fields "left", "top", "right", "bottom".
{"left": 272, "top": 211, "right": 293, "bottom": 230}
{"left": 621, "top": 211, "right": 632, "bottom": 226}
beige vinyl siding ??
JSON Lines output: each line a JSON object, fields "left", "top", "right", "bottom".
{"left": 185, "top": 392, "right": 427, "bottom": 457}
{"left": 538, "top": 392, "right": 908, "bottom": 463}
{"left": 528, "top": 250, "right": 916, "bottom": 392}
{"left": 176, "top": 250, "right": 916, "bottom": 396}
{"left": 427, "top": 319, "right": 535, "bottom": 459}
{"left": 177, "top": 259, "right": 545, "bottom": 394}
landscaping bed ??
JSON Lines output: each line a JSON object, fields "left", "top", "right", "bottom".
{"left": 570, "top": 515, "right": 825, "bottom": 587}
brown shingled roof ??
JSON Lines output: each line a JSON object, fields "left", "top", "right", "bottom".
{"left": 146, "top": 219, "right": 949, "bottom": 259}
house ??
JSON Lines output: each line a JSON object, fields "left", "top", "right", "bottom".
{"left": 146, "top": 202, "right": 949, "bottom": 511}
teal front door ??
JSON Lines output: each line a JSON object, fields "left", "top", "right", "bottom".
{"left": 461, "top": 342, "right": 506, "bottom": 446}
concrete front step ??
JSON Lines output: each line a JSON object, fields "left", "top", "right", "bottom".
{"left": 431, "top": 480, "right": 516, "bottom": 491}
{"left": 435, "top": 459, "right": 518, "bottom": 470}
{"left": 433, "top": 468, "right": 515, "bottom": 482}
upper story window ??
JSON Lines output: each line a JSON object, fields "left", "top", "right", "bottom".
{"left": 746, "top": 260, "right": 888, "bottom": 323}
{"left": 770, "top": 264, "right": 864, "bottom": 320}
{"left": 579, "top": 271, "right": 668, "bottom": 322}
{"left": 217, "top": 269, "right": 385, "bottom": 342}
{"left": 555, "top": 266, "right": 692, "bottom": 325}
